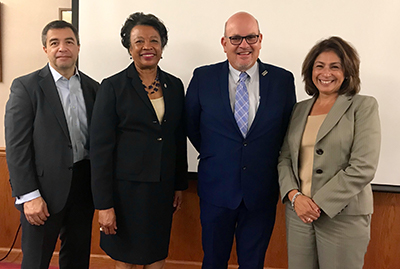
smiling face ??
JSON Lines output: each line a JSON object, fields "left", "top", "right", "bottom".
{"left": 221, "top": 12, "right": 262, "bottom": 72}
{"left": 129, "top": 25, "right": 162, "bottom": 71}
{"left": 312, "top": 51, "right": 345, "bottom": 97}
{"left": 43, "top": 27, "right": 80, "bottom": 78}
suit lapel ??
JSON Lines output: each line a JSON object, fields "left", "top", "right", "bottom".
{"left": 159, "top": 69, "right": 169, "bottom": 123}
{"left": 80, "top": 74, "right": 95, "bottom": 127}
{"left": 316, "top": 95, "right": 352, "bottom": 143}
{"left": 287, "top": 95, "right": 352, "bottom": 178}
{"left": 290, "top": 98, "right": 315, "bottom": 176}
{"left": 248, "top": 60, "right": 269, "bottom": 136}
{"left": 38, "top": 66, "right": 70, "bottom": 141}
{"left": 128, "top": 63, "right": 156, "bottom": 114}
{"left": 219, "top": 61, "right": 240, "bottom": 133}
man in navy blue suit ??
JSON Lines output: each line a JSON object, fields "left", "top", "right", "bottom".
{"left": 186, "top": 12, "right": 296, "bottom": 269}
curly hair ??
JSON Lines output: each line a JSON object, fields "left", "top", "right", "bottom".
{"left": 120, "top": 12, "right": 168, "bottom": 53}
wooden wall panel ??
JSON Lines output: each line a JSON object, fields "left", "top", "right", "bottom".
{"left": 0, "top": 149, "right": 21, "bottom": 249}
{"left": 364, "top": 192, "right": 400, "bottom": 269}
{"left": 168, "top": 180, "right": 288, "bottom": 268}
{"left": 0, "top": 149, "right": 399, "bottom": 268}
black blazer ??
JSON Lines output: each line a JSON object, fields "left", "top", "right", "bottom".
{"left": 90, "top": 63, "right": 188, "bottom": 210}
{"left": 5, "top": 65, "right": 99, "bottom": 213}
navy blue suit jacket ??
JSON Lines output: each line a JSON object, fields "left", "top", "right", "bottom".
{"left": 186, "top": 59, "right": 296, "bottom": 211}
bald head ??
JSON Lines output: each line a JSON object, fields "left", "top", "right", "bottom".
{"left": 224, "top": 12, "right": 260, "bottom": 37}
{"left": 221, "top": 11, "right": 262, "bottom": 71}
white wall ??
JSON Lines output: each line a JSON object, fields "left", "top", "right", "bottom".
{"left": 0, "top": 0, "right": 71, "bottom": 145}
{"left": 79, "top": 0, "right": 400, "bottom": 186}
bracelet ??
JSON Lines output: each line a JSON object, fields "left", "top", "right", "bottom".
{"left": 291, "top": 191, "right": 303, "bottom": 208}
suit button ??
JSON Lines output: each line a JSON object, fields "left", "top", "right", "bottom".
{"left": 68, "top": 145, "right": 72, "bottom": 149}
{"left": 243, "top": 166, "right": 247, "bottom": 170}
{"left": 68, "top": 166, "right": 73, "bottom": 170}
{"left": 316, "top": 169, "right": 323, "bottom": 174}
{"left": 152, "top": 120, "right": 158, "bottom": 124}
{"left": 157, "top": 137, "right": 163, "bottom": 141}
{"left": 316, "top": 149, "right": 324, "bottom": 155}
{"left": 243, "top": 142, "right": 248, "bottom": 147}
{"left": 163, "top": 119, "right": 167, "bottom": 123}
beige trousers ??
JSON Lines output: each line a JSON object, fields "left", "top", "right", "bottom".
{"left": 285, "top": 204, "right": 370, "bottom": 269}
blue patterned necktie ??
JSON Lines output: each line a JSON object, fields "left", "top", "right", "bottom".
{"left": 235, "top": 72, "right": 249, "bottom": 137}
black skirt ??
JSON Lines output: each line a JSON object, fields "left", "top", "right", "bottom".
{"left": 100, "top": 178, "right": 175, "bottom": 265}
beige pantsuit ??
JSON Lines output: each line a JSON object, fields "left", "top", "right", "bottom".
{"left": 278, "top": 94, "right": 381, "bottom": 269}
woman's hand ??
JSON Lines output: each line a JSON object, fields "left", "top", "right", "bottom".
{"left": 294, "top": 195, "right": 321, "bottom": 223}
{"left": 288, "top": 190, "right": 321, "bottom": 223}
{"left": 173, "top": 191, "right": 183, "bottom": 212}
{"left": 98, "top": 208, "right": 117, "bottom": 235}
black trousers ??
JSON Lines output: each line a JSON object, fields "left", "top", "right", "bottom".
{"left": 18, "top": 160, "right": 94, "bottom": 269}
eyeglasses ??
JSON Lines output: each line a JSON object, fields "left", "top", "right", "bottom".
{"left": 227, "top": 35, "right": 260, "bottom": 45}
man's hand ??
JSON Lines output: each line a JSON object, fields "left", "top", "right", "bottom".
{"left": 98, "top": 208, "right": 117, "bottom": 235}
{"left": 23, "top": 197, "right": 50, "bottom": 226}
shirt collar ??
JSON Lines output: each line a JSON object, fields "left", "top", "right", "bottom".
{"left": 48, "top": 63, "right": 80, "bottom": 83}
{"left": 228, "top": 61, "right": 258, "bottom": 83}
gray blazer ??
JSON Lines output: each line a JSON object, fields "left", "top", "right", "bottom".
{"left": 5, "top": 65, "right": 99, "bottom": 214}
{"left": 278, "top": 94, "right": 381, "bottom": 218}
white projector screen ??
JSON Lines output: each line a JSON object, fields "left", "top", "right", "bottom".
{"left": 78, "top": 0, "right": 400, "bottom": 188}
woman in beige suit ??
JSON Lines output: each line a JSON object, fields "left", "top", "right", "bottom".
{"left": 278, "top": 36, "right": 381, "bottom": 269}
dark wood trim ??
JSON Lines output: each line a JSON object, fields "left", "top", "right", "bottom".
{"left": 72, "top": 0, "right": 78, "bottom": 31}
{"left": 188, "top": 171, "right": 198, "bottom": 180}
{"left": 72, "top": 0, "right": 78, "bottom": 69}
{"left": 372, "top": 183, "right": 400, "bottom": 193}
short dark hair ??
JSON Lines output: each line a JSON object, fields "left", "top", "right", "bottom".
{"left": 302, "top": 36, "right": 361, "bottom": 96}
{"left": 42, "top": 20, "right": 80, "bottom": 47}
{"left": 120, "top": 12, "right": 168, "bottom": 53}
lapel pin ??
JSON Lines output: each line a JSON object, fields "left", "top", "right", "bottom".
{"left": 262, "top": 70, "right": 268, "bottom": 76}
